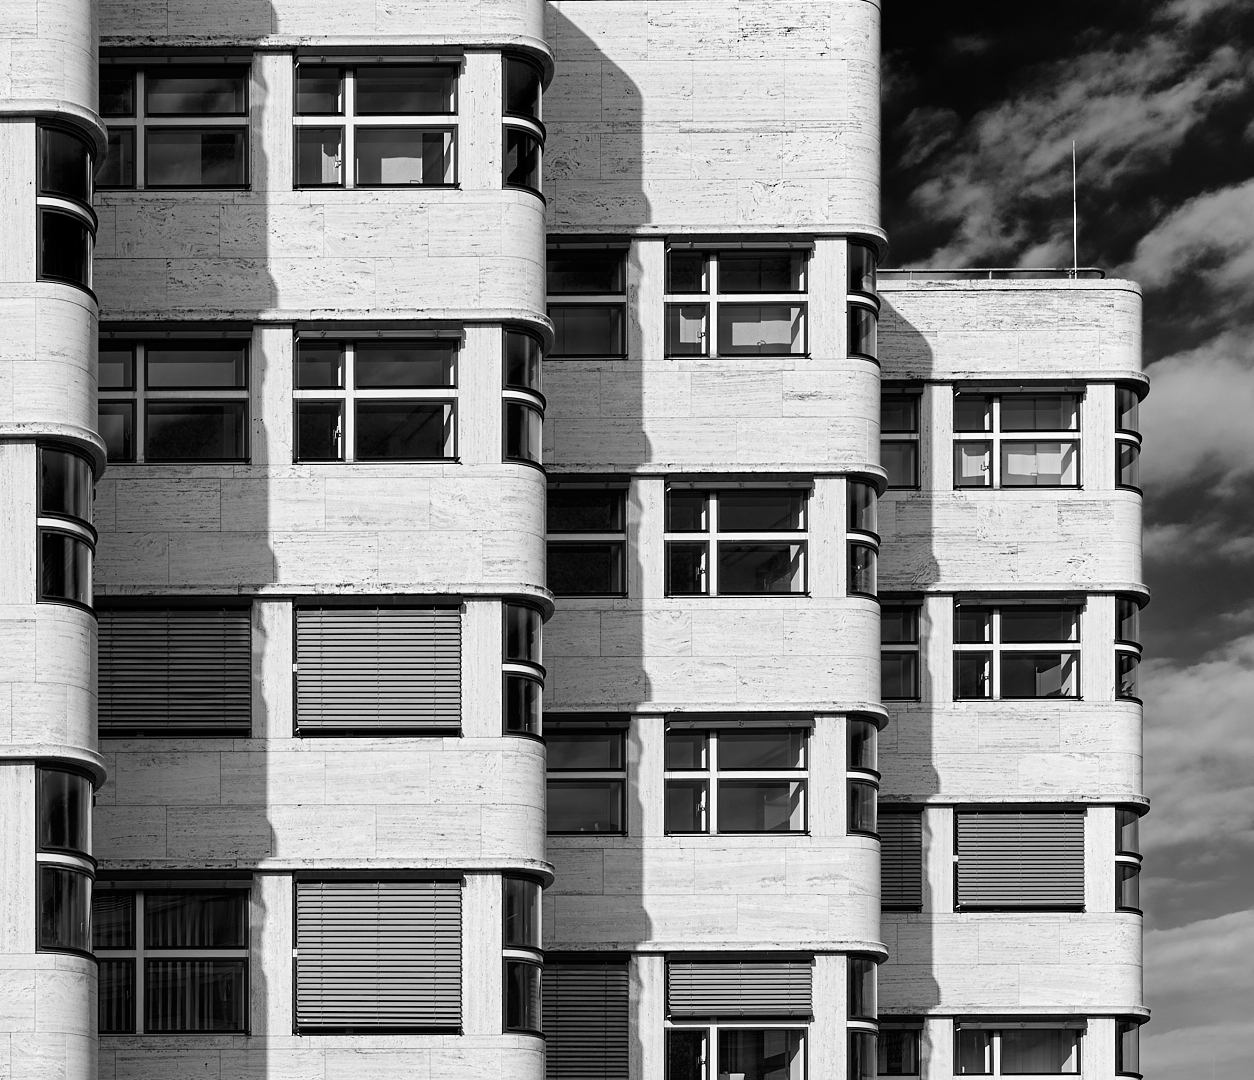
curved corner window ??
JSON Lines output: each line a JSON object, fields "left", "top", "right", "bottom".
{"left": 503, "top": 602, "right": 544, "bottom": 736}
{"left": 503, "top": 55, "right": 543, "bottom": 123}
{"left": 848, "top": 303, "right": 878, "bottom": 360}
{"left": 1116, "top": 808, "right": 1142, "bottom": 913}
{"left": 40, "top": 126, "right": 93, "bottom": 203}
{"left": 38, "top": 210, "right": 93, "bottom": 289}
{"left": 1116, "top": 597, "right": 1141, "bottom": 646}
{"left": 848, "top": 719, "right": 879, "bottom": 774}
{"left": 503, "top": 876, "right": 541, "bottom": 949}
{"left": 848, "top": 480, "right": 878, "bottom": 536}
{"left": 848, "top": 542, "right": 878, "bottom": 598}
{"left": 38, "top": 769, "right": 93, "bottom": 856}
{"left": 848, "top": 957, "right": 878, "bottom": 1020}
{"left": 39, "top": 865, "right": 92, "bottom": 952}
{"left": 1116, "top": 1020, "right": 1141, "bottom": 1077}
{"left": 1116, "top": 440, "right": 1141, "bottom": 490}
{"left": 1116, "top": 862, "right": 1141, "bottom": 912}
{"left": 847, "top": 778, "right": 878, "bottom": 835}
{"left": 504, "top": 329, "right": 543, "bottom": 394}
{"left": 503, "top": 957, "right": 542, "bottom": 1033}
{"left": 504, "top": 127, "right": 542, "bottom": 194}
{"left": 1116, "top": 386, "right": 1141, "bottom": 434}
{"left": 504, "top": 400, "right": 543, "bottom": 465}
{"left": 37, "top": 764, "right": 95, "bottom": 954}
{"left": 504, "top": 673, "right": 542, "bottom": 736}
{"left": 1116, "top": 596, "right": 1142, "bottom": 700}
{"left": 40, "top": 447, "right": 94, "bottom": 525}
{"left": 37, "top": 125, "right": 95, "bottom": 291}
{"left": 502, "top": 872, "right": 542, "bottom": 1030}
{"left": 848, "top": 1030, "right": 878, "bottom": 1080}
{"left": 1116, "top": 651, "right": 1140, "bottom": 700}
{"left": 39, "top": 530, "right": 93, "bottom": 608}
{"left": 849, "top": 241, "right": 878, "bottom": 298}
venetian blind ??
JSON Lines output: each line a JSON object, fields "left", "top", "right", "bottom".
{"left": 880, "top": 808, "right": 924, "bottom": 909}
{"left": 956, "top": 811, "right": 1085, "bottom": 908}
{"left": 667, "top": 960, "right": 812, "bottom": 1018}
{"left": 543, "top": 960, "right": 630, "bottom": 1080}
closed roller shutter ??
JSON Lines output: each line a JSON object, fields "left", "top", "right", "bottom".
{"left": 667, "top": 960, "right": 812, "bottom": 1019}
{"left": 295, "top": 606, "right": 460, "bottom": 733}
{"left": 295, "top": 880, "right": 461, "bottom": 1031}
{"left": 544, "top": 960, "right": 630, "bottom": 1080}
{"left": 880, "top": 808, "right": 923, "bottom": 909}
{"left": 956, "top": 811, "right": 1085, "bottom": 908}
{"left": 98, "top": 607, "right": 251, "bottom": 735}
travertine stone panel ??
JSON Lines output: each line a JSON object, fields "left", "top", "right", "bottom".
{"left": 0, "top": 0, "right": 101, "bottom": 140}
{"left": 0, "top": 764, "right": 36, "bottom": 954}
{"left": 0, "top": 121, "right": 36, "bottom": 284}
{"left": 631, "top": 954, "right": 665, "bottom": 1080}
{"left": 545, "top": 1, "right": 881, "bottom": 234}
{"left": 462, "top": 873, "right": 503, "bottom": 1036}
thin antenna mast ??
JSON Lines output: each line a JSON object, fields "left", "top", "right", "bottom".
{"left": 1072, "top": 141, "right": 1079, "bottom": 272}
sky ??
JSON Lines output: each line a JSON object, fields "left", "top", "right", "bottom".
{"left": 880, "top": 1, "right": 1254, "bottom": 1074}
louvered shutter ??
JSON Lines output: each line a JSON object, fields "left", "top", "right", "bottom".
{"left": 543, "top": 961, "right": 630, "bottom": 1080}
{"left": 956, "top": 811, "right": 1085, "bottom": 908}
{"left": 295, "top": 606, "right": 461, "bottom": 733}
{"left": 880, "top": 809, "right": 923, "bottom": 909}
{"left": 667, "top": 961, "right": 812, "bottom": 1018}
{"left": 295, "top": 881, "right": 461, "bottom": 1030}
{"left": 97, "top": 607, "right": 251, "bottom": 735}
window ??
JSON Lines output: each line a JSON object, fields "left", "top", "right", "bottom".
{"left": 878, "top": 1023, "right": 922, "bottom": 1077}
{"left": 98, "top": 337, "right": 249, "bottom": 463}
{"left": 955, "top": 1024, "right": 1082, "bottom": 1076}
{"left": 544, "top": 956, "right": 630, "bottom": 1080}
{"left": 665, "top": 249, "right": 808, "bottom": 357}
{"left": 879, "top": 808, "right": 923, "bottom": 910}
{"left": 295, "top": 879, "right": 460, "bottom": 1032}
{"left": 546, "top": 721, "right": 628, "bottom": 835}
{"left": 547, "top": 248, "right": 627, "bottom": 358}
{"left": 847, "top": 718, "right": 879, "bottom": 836}
{"left": 98, "top": 65, "right": 249, "bottom": 189}
{"left": 294, "top": 337, "right": 456, "bottom": 462}
{"left": 547, "top": 484, "right": 628, "bottom": 596}
{"left": 504, "top": 602, "right": 544, "bottom": 736}
{"left": 848, "top": 241, "right": 879, "bottom": 361}
{"left": 504, "top": 330, "right": 545, "bottom": 466}
{"left": 882, "top": 393, "right": 920, "bottom": 489}
{"left": 848, "top": 481, "right": 879, "bottom": 598}
{"left": 881, "top": 604, "right": 920, "bottom": 701}
{"left": 38, "top": 446, "right": 95, "bottom": 609}
{"left": 97, "top": 604, "right": 252, "bottom": 736}
{"left": 1116, "top": 809, "right": 1142, "bottom": 913}
{"left": 293, "top": 62, "right": 456, "bottom": 188}
{"left": 954, "top": 393, "right": 1080, "bottom": 488}
{"left": 665, "top": 486, "right": 808, "bottom": 596}
{"left": 667, "top": 959, "right": 811, "bottom": 1080}
{"left": 665, "top": 724, "right": 808, "bottom": 835}
{"left": 1116, "top": 386, "right": 1142, "bottom": 491}
{"left": 503, "top": 876, "right": 543, "bottom": 1035}
{"left": 955, "top": 810, "right": 1085, "bottom": 910}
{"left": 1116, "top": 596, "right": 1142, "bottom": 701}
{"left": 38, "top": 125, "right": 95, "bottom": 290}
{"left": 954, "top": 604, "right": 1080, "bottom": 700}
{"left": 295, "top": 605, "right": 460, "bottom": 735}
{"left": 93, "top": 886, "right": 249, "bottom": 1033}
{"left": 848, "top": 957, "right": 879, "bottom": 1080}
{"left": 503, "top": 54, "right": 544, "bottom": 195}
{"left": 37, "top": 768, "right": 94, "bottom": 954}
{"left": 1116, "top": 1020, "right": 1141, "bottom": 1078}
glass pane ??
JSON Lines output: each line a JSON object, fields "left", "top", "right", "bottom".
{"left": 100, "top": 69, "right": 135, "bottom": 116}
{"left": 1000, "top": 394, "right": 1079, "bottom": 432}
{"left": 38, "top": 211, "right": 91, "bottom": 287}
{"left": 666, "top": 251, "right": 707, "bottom": 293}
{"left": 38, "top": 866, "right": 91, "bottom": 951}
{"left": 849, "top": 242, "right": 877, "bottom": 296}
{"left": 879, "top": 1029, "right": 921, "bottom": 1076}
{"left": 1116, "top": 387, "right": 1140, "bottom": 434}
{"left": 504, "top": 331, "right": 542, "bottom": 392}
{"left": 1000, "top": 1028, "right": 1080, "bottom": 1074}
{"left": 1117, "top": 598, "right": 1140, "bottom": 645}
{"left": 1001, "top": 441, "right": 1078, "bottom": 486}
{"left": 719, "top": 780, "right": 804, "bottom": 832}
{"left": 1000, "top": 652, "right": 1078, "bottom": 698}
{"left": 1117, "top": 442, "right": 1141, "bottom": 488}
{"left": 1117, "top": 863, "right": 1141, "bottom": 911}
{"left": 665, "top": 779, "right": 707, "bottom": 833}
{"left": 148, "top": 345, "right": 246, "bottom": 388}
{"left": 666, "top": 491, "right": 708, "bottom": 532}
{"left": 547, "top": 251, "right": 626, "bottom": 295}
{"left": 503, "top": 56, "right": 542, "bottom": 119}
{"left": 1117, "top": 1022, "right": 1140, "bottom": 1076}
{"left": 295, "top": 66, "right": 342, "bottom": 114}
{"left": 848, "top": 780, "right": 877, "bottom": 834}
{"left": 882, "top": 441, "right": 918, "bottom": 488}
{"left": 955, "top": 1028, "right": 993, "bottom": 1075}
{"left": 848, "top": 481, "right": 877, "bottom": 533}
{"left": 955, "top": 608, "right": 991, "bottom": 643}
{"left": 1117, "top": 809, "right": 1141, "bottom": 855}
{"left": 849, "top": 543, "right": 877, "bottom": 596}
{"left": 355, "top": 401, "right": 451, "bottom": 460}
{"left": 548, "top": 304, "right": 625, "bottom": 357}
{"left": 99, "top": 346, "right": 135, "bottom": 389}
{"left": 146, "top": 130, "right": 247, "bottom": 186}
{"left": 146, "top": 403, "right": 247, "bottom": 461}
{"left": 504, "top": 604, "right": 542, "bottom": 665}
{"left": 295, "top": 127, "right": 342, "bottom": 185}
{"left": 547, "top": 780, "right": 624, "bottom": 833}
{"left": 665, "top": 303, "right": 709, "bottom": 356}
{"left": 666, "top": 541, "right": 708, "bottom": 596}
{"left": 720, "top": 728, "right": 805, "bottom": 770}
{"left": 145, "top": 960, "right": 247, "bottom": 1032}
{"left": 40, "top": 448, "right": 93, "bottom": 523}
{"left": 504, "top": 402, "right": 543, "bottom": 465}
{"left": 1000, "top": 606, "right": 1078, "bottom": 643}
{"left": 718, "top": 491, "right": 805, "bottom": 531}
{"left": 99, "top": 958, "right": 136, "bottom": 1034}
{"left": 882, "top": 607, "right": 919, "bottom": 644}
{"left": 548, "top": 489, "right": 625, "bottom": 532}
{"left": 503, "top": 878, "right": 541, "bottom": 948}
{"left": 719, "top": 252, "right": 806, "bottom": 293}
{"left": 504, "top": 960, "right": 542, "bottom": 1032}
{"left": 547, "top": 542, "right": 624, "bottom": 596}
{"left": 503, "top": 128, "right": 541, "bottom": 191}
{"left": 40, "top": 532, "right": 91, "bottom": 606}
{"left": 954, "top": 652, "right": 991, "bottom": 699}
{"left": 546, "top": 731, "right": 624, "bottom": 770}
{"left": 718, "top": 303, "right": 805, "bottom": 355}
{"left": 664, "top": 731, "right": 707, "bottom": 770}
{"left": 146, "top": 892, "right": 247, "bottom": 948}
{"left": 954, "top": 442, "right": 991, "bottom": 486}
{"left": 38, "top": 769, "right": 92, "bottom": 854}
{"left": 295, "top": 402, "right": 342, "bottom": 462}
{"left": 92, "top": 892, "right": 135, "bottom": 949}
{"left": 847, "top": 720, "right": 878, "bottom": 772}
{"left": 849, "top": 305, "right": 877, "bottom": 358}
{"left": 719, "top": 1028, "right": 805, "bottom": 1080}
{"left": 718, "top": 543, "right": 805, "bottom": 594}
{"left": 355, "top": 128, "right": 451, "bottom": 185}
{"left": 147, "top": 69, "right": 247, "bottom": 114}
{"left": 882, "top": 395, "right": 919, "bottom": 433}
{"left": 667, "top": 1028, "right": 706, "bottom": 1080}
{"left": 355, "top": 65, "right": 455, "bottom": 114}
{"left": 356, "top": 341, "right": 455, "bottom": 388}
{"left": 881, "top": 652, "right": 919, "bottom": 700}
{"left": 98, "top": 402, "right": 135, "bottom": 463}
{"left": 98, "top": 128, "right": 136, "bottom": 187}
{"left": 40, "top": 127, "right": 91, "bottom": 202}
{"left": 503, "top": 674, "right": 541, "bottom": 735}
{"left": 849, "top": 1030, "right": 877, "bottom": 1080}
{"left": 953, "top": 394, "right": 991, "bottom": 432}
{"left": 295, "top": 344, "right": 343, "bottom": 389}
{"left": 848, "top": 956, "right": 878, "bottom": 1018}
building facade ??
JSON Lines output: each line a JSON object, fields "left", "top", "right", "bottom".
{"left": 0, "top": 2, "right": 1146, "bottom": 1080}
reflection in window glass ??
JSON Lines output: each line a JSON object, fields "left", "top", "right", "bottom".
{"left": 503, "top": 675, "right": 541, "bottom": 735}
{"left": 147, "top": 345, "right": 247, "bottom": 388}
{"left": 355, "top": 66, "right": 455, "bottom": 114}
{"left": 146, "top": 70, "right": 247, "bottom": 114}
{"left": 146, "top": 403, "right": 247, "bottom": 462}
{"left": 1116, "top": 387, "right": 1140, "bottom": 434}
{"left": 848, "top": 543, "right": 877, "bottom": 597}
{"left": 40, "top": 127, "right": 93, "bottom": 202}
{"left": 956, "top": 1028, "right": 993, "bottom": 1075}
{"left": 547, "top": 487, "right": 627, "bottom": 596}
{"left": 503, "top": 877, "right": 541, "bottom": 949}
{"left": 849, "top": 304, "right": 877, "bottom": 359}
{"left": 40, "top": 448, "right": 93, "bottom": 524}
{"left": 98, "top": 129, "right": 136, "bottom": 187}
{"left": 848, "top": 780, "right": 877, "bottom": 835}
{"left": 848, "top": 241, "right": 878, "bottom": 296}
{"left": 1000, "top": 1029, "right": 1079, "bottom": 1074}
{"left": 504, "top": 401, "right": 543, "bottom": 465}
{"left": 504, "top": 330, "right": 543, "bottom": 393}
{"left": 1117, "top": 441, "right": 1141, "bottom": 489}
{"left": 503, "top": 128, "right": 542, "bottom": 192}
{"left": 549, "top": 304, "right": 625, "bottom": 357}
{"left": 878, "top": 1028, "right": 921, "bottom": 1076}
{"left": 721, "top": 1029, "right": 805, "bottom": 1079}
{"left": 38, "top": 211, "right": 91, "bottom": 287}
{"left": 356, "top": 128, "right": 452, "bottom": 186}
{"left": 504, "top": 959, "right": 542, "bottom": 1032}
{"left": 39, "top": 866, "right": 92, "bottom": 952}
{"left": 147, "top": 130, "right": 248, "bottom": 187}
{"left": 503, "top": 56, "right": 542, "bottom": 120}
{"left": 1116, "top": 1021, "right": 1140, "bottom": 1077}
{"left": 40, "top": 532, "right": 92, "bottom": 606}
{"left": 38, "top": 769, "right": 92, "bottom": 855}
{"left": 547, "top": 781, "right": 624, "bottom": 834}
{"left": 355, "top": 401, "right": 452, "bottom": 460}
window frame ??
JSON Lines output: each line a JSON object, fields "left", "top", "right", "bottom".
{"left": 1115, "top": 808, "right": 1143, "bottom": 914}
{"left": 877, "top": 1022, "right": 923, "bottom": 1078}
{"left": 1115, "top": 595, "right": 1143, "bottom": 702}
{"left": 36, "top": 766, "right": 96, "bottom": 958}
{"left": 953, "top": 1022, "right": 1084, "bottom": 1076}
{"left": 881, "top": 390, "right": 921, "bottom": 490}
{"left": 546, "top": 246, "right": 629, "bottom": 360}
{"left": 546, "top": 481, "right": 630, "bottom": 598}
{"left": 37, "top": 444, "right": 97, "bottom": 612}
{"left": 846, "top": 718, "right": 880, "bottom": 838}
{"left": 953, "top": 602, "right": 1082, "bottom": 701}
{"left": 847, "top": 479, "right": 880, "bottom": 599}
{"left": 881, "top": 601, "right": 921, "bottom": 702}
{"left": 502, "top": 600, "right": 545, "bottom": 738}
{"left": 953, "top": 392, "right": 1082, "bottom": 490}
{"left": 665, "top": 1022, "right": 809, "bottom": 1080}
{"left": 1115, "top": 1019, "right": 1142, "bottom": 1078}
{"left": 545, "top": 719, "right": 629, "bottom": 837}
{"left": 501, "top": 874, "right": 544, "bottom": 1036}
{"left": 502, "top": 328, "right": 545, "bottom": 467}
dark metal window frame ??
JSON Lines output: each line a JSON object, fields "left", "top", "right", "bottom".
{"left": 545, "top": 717, "right": 630, "bottom": 837}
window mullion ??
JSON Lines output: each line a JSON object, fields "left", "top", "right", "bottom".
{"left": 708, "top": 493, "right": 720, "bottom": 596}
{"left": 344, "top": 342, "right": 356, "bottom": 462}
{"left": 135, "top": 891, "right": 147, "bottom": 1034}
{"left": 135, "top": 71, "right": 146, "bottom": 191}
{"left": 136, "top": 343, "right": 147, "bottom": 463}
{"left": 344, "top": 70, "right": 356, "bottom": 189}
